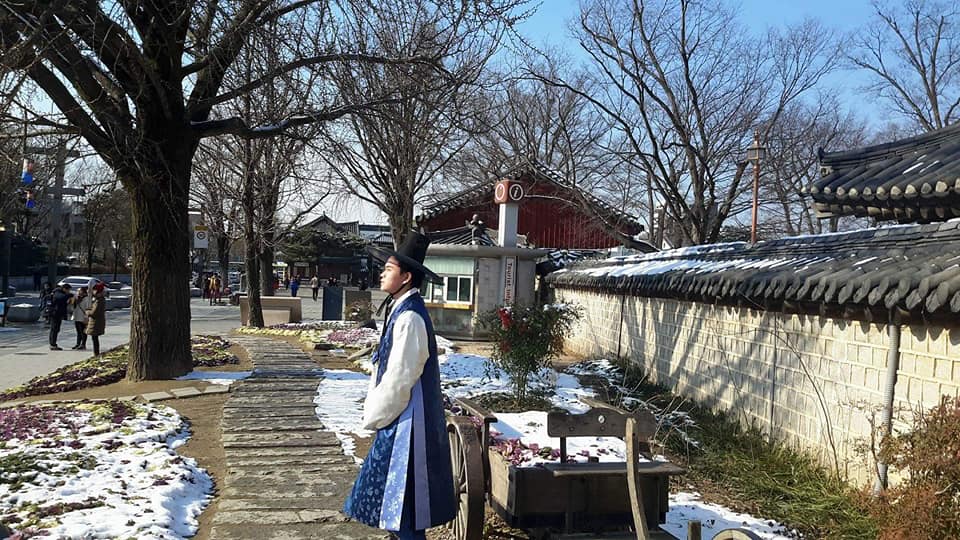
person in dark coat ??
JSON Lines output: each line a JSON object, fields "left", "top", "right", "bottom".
{"left": 48, "top": 283, "right": 72, "bottom": 350}
{"left": 85, "top": 283, "right": 107, "bottom": 356}
{"left": 39, "top": 282, "right": 53, "bottom": 326}
{"left": 290, "top": 276, "right": 300, "bottom": 297}
{"left": 343, "top": 232, "right": 455, "bottom": 540}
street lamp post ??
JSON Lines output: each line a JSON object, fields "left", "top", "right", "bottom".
{"left": 746, "top": 132, "right": 766, "bottom": 244}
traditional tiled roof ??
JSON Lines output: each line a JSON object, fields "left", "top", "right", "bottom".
{"left": 536, "top": 249, "right": 607, "bottom": 275}
{"left": 806, "top": 123, "right": 960, "bottom": 223}
{"left": 427, "top": 225, "right": 497, "bottom": 246}
{"left": 418, "top": 159, "right": 644, "bottom": 231}
{"left": 547, "top": 221, "right": 960, "bottom": 318}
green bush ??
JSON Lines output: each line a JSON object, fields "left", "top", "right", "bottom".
{"left": 865, "top": 395, "right": 960, "bottom": 539}
{"left": 476, "top": 302, "right": 580, "bottom": 404}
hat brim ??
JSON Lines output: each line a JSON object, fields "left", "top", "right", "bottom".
{"left": 367, "top": 245, "right": 443, "bottom": 284}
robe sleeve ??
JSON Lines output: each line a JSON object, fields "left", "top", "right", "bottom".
{"left": 362, "top": 311, "right": 429, "bottom": 430}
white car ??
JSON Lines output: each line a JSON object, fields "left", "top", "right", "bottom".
{"left": 57, "top": 276, "right": 105, "bottom": 292}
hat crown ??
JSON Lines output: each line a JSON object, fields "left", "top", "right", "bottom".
{"left": 395, "top": 231, "right": 431, "bottom": 265}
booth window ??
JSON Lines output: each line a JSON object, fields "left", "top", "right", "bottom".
{"left": 425, "top": 275, "right": 472, "bottom": 304}
{"left": 444, "top": 276, "right": 472, "bottom": 303}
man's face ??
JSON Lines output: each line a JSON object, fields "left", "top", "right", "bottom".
{"left": 380, "top": 257, "right": 411, "bottom": 294}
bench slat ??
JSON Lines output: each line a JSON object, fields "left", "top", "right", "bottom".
{"left": 547, "top": 407, "right": 658, "bottom": 439}
{"left": 542, "top": 461, "right": 685, "bottom": 478}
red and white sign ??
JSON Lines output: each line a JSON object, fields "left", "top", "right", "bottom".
{"left": 494, "top": 180, "right": 524, "bottom": 204}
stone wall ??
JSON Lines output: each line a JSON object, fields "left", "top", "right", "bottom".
{"left": 556, "top": 288, "right": 960, "bottom": 482}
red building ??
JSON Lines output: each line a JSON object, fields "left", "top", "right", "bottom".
{"left": 417, "top": 161, "right": 648, "bottom": 250}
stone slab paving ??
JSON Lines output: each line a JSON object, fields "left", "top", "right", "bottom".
{"left": 210, "top": 336, "right": 383, "bottom": 540}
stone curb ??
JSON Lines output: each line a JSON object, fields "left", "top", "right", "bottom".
{"left": 0, "top": 383, "right": 233, "bottom": 407}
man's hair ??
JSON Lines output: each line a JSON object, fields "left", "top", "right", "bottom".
{"left": 396, "top": 260, "right": 425, "bottom": 289}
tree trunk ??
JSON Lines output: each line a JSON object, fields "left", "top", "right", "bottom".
{"left": 217, "top": 234, "right": 230, "bottom": 284}
{"left": 125, "top": 163, "right": 193, "bottom": 381}
{"left": 259, "top": 241, "right": 275, "bottom": 297}
{"left": 387, "top": 205, "right": 413, "bottom": 249}
{"left": 242, "top": 155, "right": 264, "bottom": 327}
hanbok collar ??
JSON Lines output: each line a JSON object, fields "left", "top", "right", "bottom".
{"left": 389, "top": 288, "right": 420, "bottom": 317}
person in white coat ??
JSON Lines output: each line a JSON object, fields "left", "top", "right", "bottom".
{"left": 70, "top": 287, "right": 91, "bottom": 350}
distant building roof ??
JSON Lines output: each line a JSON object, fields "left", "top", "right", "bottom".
{"left": 807, "top": 123, "right": 960, "bottom": 223}
{"left": 547, "top": 221, "right": 960, "bottom": 320}
{"left": 303, "top": 216, "right": 393, "bottom": 246}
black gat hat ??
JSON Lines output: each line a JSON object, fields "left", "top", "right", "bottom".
{"left": 367, "top": 230, "right": 443, "bottom": 284}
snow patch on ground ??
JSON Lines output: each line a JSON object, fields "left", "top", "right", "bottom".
{"left": 176, "top": 370, "right": 252, "bottom": 386}
{"left": 312, "top": 346, "right": 793, "bottom": 539}
{"left": 0, "top": 402, "right": 213, "bottom": 539}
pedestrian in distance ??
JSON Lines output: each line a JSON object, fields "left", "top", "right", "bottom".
{"left": 70, "top": 286, "right": 91, "bottom": 350}
{"left": 310, "top": 275, "right": 319, "bottom": 301}
{"left": 39, "top": 282, "right": 53, "bottom": 326}
{"left": 208, "top": 274, "right": 220, "bottom": 306}
{"left": 290, "top": 276, "right": 300, "bottom": 297}
{"left": 343, "top": 231, "right": 455, "bottom": 540}
{"left": 85, "top": 282, "right": 107, "bottom": 356}
{"left": 48, "top": 283, "right": 72, "bottom": 350}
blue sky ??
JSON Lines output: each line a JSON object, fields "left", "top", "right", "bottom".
{"left": 519, "top": 0, "right": 877, "bottom": 44}
{"left": 516, "top": 0, "right": 884, "bottom": 127}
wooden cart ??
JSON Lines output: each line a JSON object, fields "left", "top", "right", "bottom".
{"left": 444, "top": 397, "right": 685, "bottom": 540}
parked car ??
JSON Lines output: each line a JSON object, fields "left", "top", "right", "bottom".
{"left": 57, "top": 276, "right": 102, "bottom": 289}
{"left": 56, "top": 276, "right": 109, "bottom": 297}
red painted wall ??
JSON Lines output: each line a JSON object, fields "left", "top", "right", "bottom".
{"left": 420, "top": 180, "right": 640, "bottom": 249}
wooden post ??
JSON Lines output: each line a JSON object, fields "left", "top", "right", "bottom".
{"left": 626, "top": 417, "right": 650, "bottom": 540}
{"left": 688, "top": 520, "right": 702, "bottom": 540}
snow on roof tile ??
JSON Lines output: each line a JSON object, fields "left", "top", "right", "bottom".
{"left": 547, "top": 221, "right": 960, "bottom": 316}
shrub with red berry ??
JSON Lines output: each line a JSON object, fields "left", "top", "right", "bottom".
{"left": 477, "top": 302, "right": 581, "bottom": 404}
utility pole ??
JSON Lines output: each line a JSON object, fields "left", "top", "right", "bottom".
{"left": 746, "top": 132, "right": 766, "bottom": 244}
{"left": 23, "top": 141, "right": 83, "bottom": 285}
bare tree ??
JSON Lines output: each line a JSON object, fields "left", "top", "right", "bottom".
{"left": 317, "top": 0, "right": 525, "bottom": 246}
{"left": 444, "top": 55, "right": 652, "bottom": 244}
{"left": 849, "top": 0, "right": 960, "bottom": 132}
{"left": 192, "top": 139, "right": 243, "bottom": 282}
{"left": 0, "top": 1, "right": 523, "bottom": 379}
{"left": 760, "top": 97, "right": 869, "bottom": 237}
{"left": 537, "top": 0, "right": 840, "bottom": 246}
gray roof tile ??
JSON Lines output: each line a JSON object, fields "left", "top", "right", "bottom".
{"left": 547, "top": 222, "right": 960, "bottom": 316}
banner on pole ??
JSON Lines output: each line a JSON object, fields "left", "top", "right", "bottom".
{"left": 193, "top": 225, "right": 209, "bottom": 249}
{"left": 21, "top": 158, "right": 34, "bottom": 185}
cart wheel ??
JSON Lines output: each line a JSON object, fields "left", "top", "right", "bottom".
{"left": 714, "top": 529, "right": 762, "bottom": 540}
{"left": 446, "top": 416, "right": 484, "bottom": 540}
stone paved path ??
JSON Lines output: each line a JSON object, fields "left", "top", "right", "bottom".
{"left": 211, "top": 335, "right": 387, "bottom": 540}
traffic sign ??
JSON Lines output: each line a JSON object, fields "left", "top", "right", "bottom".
{"left": 193, "top": 225, "right": 208, "bottom": 249}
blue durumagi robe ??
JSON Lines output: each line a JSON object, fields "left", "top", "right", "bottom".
{"left": 343, "top": 291, "right": 456, "bottom": 531}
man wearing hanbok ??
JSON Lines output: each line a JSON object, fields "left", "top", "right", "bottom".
{"left": 344, "top": 231, "right": 455, "bottom": 540}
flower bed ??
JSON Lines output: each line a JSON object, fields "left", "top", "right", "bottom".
{"left": 0, "top": 401, "right": 211, "bottom": 539}
{"left": 190, "top": 335, "right": 239, "bottom": 367}
{"left": 236, "top": 320, "right": 373, "bottom": 350}
{"left": 0, "top": 337, "right": 239, "bottom": 401}
{"left": 324, "top": 327, "right": 379, "bottom": 349}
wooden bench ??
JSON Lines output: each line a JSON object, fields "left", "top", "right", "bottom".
{"left": 239, "top": 295, "right": 302, "bottom": 325}
{"left": 544, "top": 398, "right": 685, "bottom": 540}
